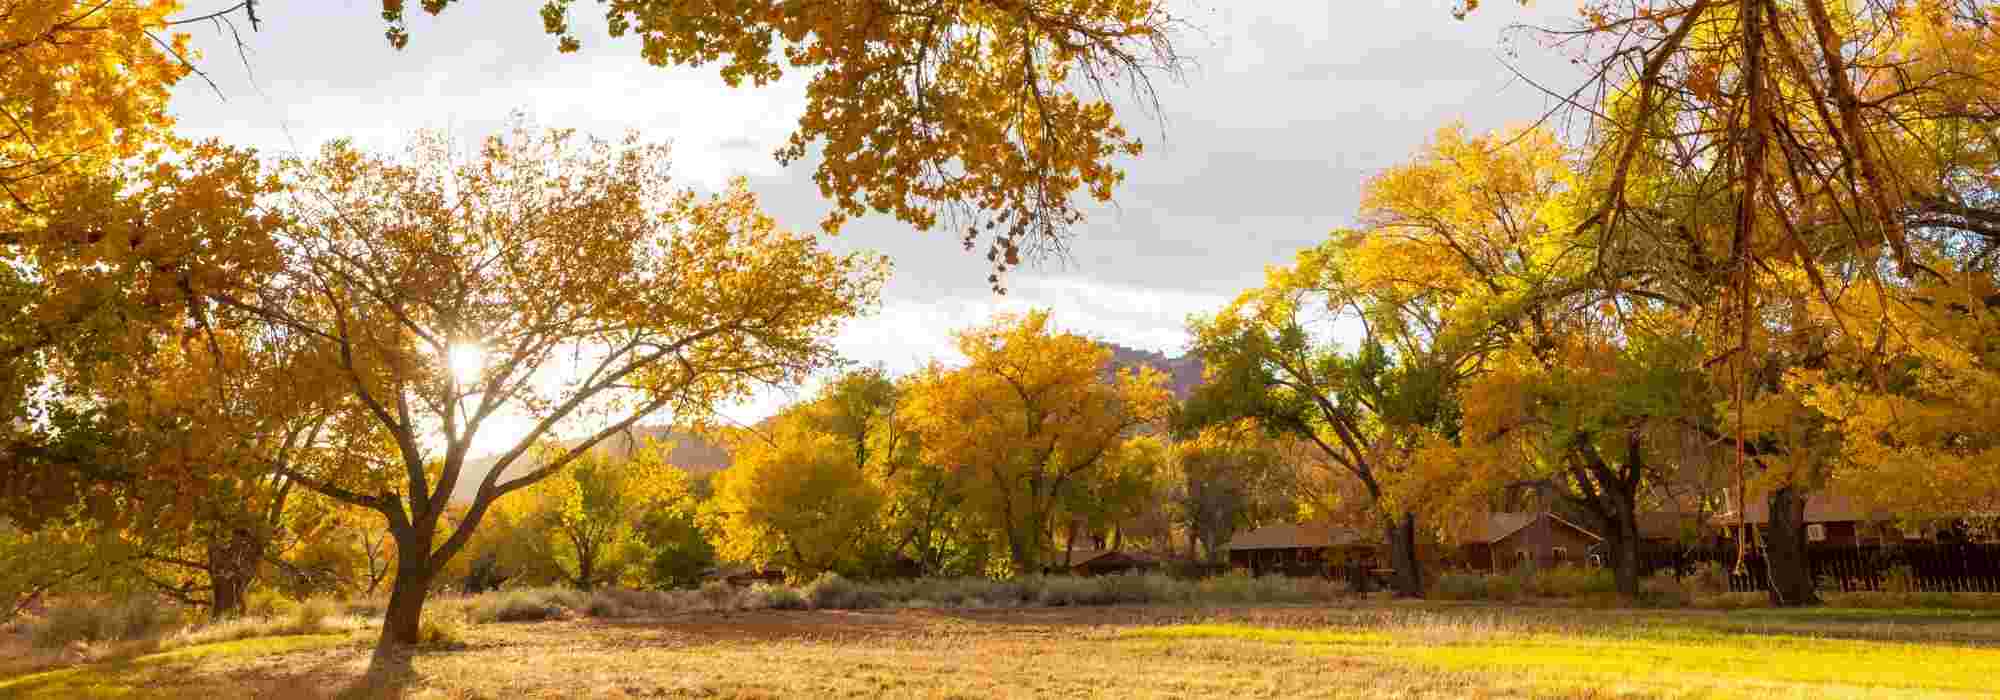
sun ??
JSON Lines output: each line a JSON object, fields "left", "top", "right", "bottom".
{"left": 448, "top": 343, "right": 486, "bottom": 387}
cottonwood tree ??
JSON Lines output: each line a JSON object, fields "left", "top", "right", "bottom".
{"left": 504, "top": 442, "right": 685, "bottom": 591}
{"left": 212, "top": 122, "right": 884, "bottom": 661}
{"left": 1165, "top": 420, "right": 1290, "bottom": 564}
{"left": 903, "top": 311, "right": 1170, "bottom": 574}
{"left": 709, "top": 413, "right": 893, "bottom": 579}
{"left": 381, "top": 0, "right": 1188, "bottom": 289}
{"left": 1474, "top": 0, "right": 2000, "bottom": 603}
{"left": 1, "top": 0, "right": 189, "bottom": 228}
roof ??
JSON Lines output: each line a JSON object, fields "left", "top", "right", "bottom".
{"left": 1056, "top": 548, "right": 1116, "bottom": 566}
{"left": 1717, "top": 492, "right": 1892, "bottom": 526}
{"left": 1636, "top": 512, "right": 1704, "bottom": 540}
{"left": 1461, "top": 512, "right": 1603, "bottom": 544}
{"left": 1225, "top": 522, "right": 1377, "bottom": 551}
{"left": 1073, "top": 551, "right": 1163, "bottom": 570}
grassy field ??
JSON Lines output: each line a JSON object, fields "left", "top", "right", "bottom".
{"left": 4, "top": 602, "right": 1999, "bottom": 699}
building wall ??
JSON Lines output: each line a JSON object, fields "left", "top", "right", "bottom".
{"left": 1491, "top": 520, "right": 1599, "bottom": 569}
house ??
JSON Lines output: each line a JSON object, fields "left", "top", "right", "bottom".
{"left": 700, "top": 566, "right": 785, "bottom": 586}
{"left": 1224, "top": 522, "right": 1380, "bottom": 576}
{"left": 1456, "top": 512, "right": 1602, "bottom": 571}
{"left": 1636, "top": 511, "right": 1708, "bottom": 544}
{"left": 1058, "top": 549, "right": 1167, "bottom": 576}
{"left": 1708, "top": 491, "right": 2000, "bottom": 546}
{"left": 1714, "top": 491, "right": 1892, "bottom": 547}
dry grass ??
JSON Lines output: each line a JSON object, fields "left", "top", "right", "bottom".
{"left": 5, "top": 601, "right": 1999, "bottom": 698}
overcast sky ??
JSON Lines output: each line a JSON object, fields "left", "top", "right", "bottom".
{"left": 166, "top": 0, "right": 1583, "bottom": 451}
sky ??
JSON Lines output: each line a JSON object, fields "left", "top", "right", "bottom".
{"left": 164, "top": 0, "right": 1585, "bottom": 455}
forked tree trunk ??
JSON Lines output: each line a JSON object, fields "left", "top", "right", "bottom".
{"left": 1764, "top": 485, "right": 1821, "bottom": 607}
{"left": 1384, "top": 512, "right": 1425, "bottom": 598}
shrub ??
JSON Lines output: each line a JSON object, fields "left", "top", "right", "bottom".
{"left": 418, "top": 605, "right": 467, "bottom": 647}
{"left": 1883, "top": 564, "right": 1918, "bottom": 594}
{"left": 1527, "top": 566, "right": 1616, "bottom": 597}
{"left": 750, "top": 583, "right": 806, "bottom": 610}
{"left": 1686, "top": 562, "right": 1729, "bottom": 595}
{"left": 1638, "top": 570, "right": 1690, "bottom": 606}
{"left": 1036, "top": 576, "right": 1111, "bottom": 606}
{"left": 697, "top": 581, "right": 741, "bottom": 611}
{"left": 468, "top": 589, "right": 569, "bottom": 623}
{"left": 803, "top": 573, "right": 882, "bottom": 610}
{"left": 30, "top": 596, "right": 179, "bottom": 648}
{"left": 1432, "top": 572, "right": 1491, "bottom": 601}
{"left": 244, "top": 589, "right": 297, "bottom": 619}
{"left": 291, "top": 597, "right": 338, "bottom": 633}
{"left": 584, "top": 591, "right": 636, "bottom": 619}
{"left": 341, "top": 595, "right": 389, "bottom": 619}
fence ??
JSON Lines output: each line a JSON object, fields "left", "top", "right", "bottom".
{"left": 1639, "top": 543, "right": 2000, "bottom": 593}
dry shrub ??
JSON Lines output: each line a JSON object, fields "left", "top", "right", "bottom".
{"left": 1685, "top": 562, "right": 1729, "bottom": 595}
{"left": 747, "top": 583, "right": 806, "bottom": 610}
{"left": 418, "top": 604, "right": 467, "bottom": 647}
{"left": 803, "top": 573, "right": 883, "bottom": 610}
{"left": 1431, "top": 572, "right": 1493, "bottom": 601}
{"left": 29, "top": 595, "right": 181, "bottom": 648}
{"left": 469, "top": 589, "right": 572, "bottom": 623}
{"left": 1526, "top": 566, "right": 1617, "bottom": 597}
{"left": 1882, "top": 565, "right": 1919, "bottom": 594}
{"left": 1638, "top": 571, "right": 1691, "bottom": 607}
{"left": 243, "top": 590, "right": 297, "bottom": 619}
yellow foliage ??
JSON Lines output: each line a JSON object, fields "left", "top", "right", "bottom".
{"left": 380, "top": 0, "right": 1184, "bottom": 286}
{"left": 902, "top": 310, "right": 1169, "bottom": 571}
{"left": 1, "top": 0, "right": 190, "bottom": 229}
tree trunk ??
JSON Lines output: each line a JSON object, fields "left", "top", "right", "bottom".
{"left": 1764, "top": 485, "right": 1821, "bottom": 606}
{"left": 205, "top": 528, "right": 264, "bottom": 620}
{"left": 1384, "top": 512, "right": 1425, "bottom": 598}
{"left": 378, "top": 564, "right": 434, "bottom": 650}
{"left": 210, "top": 570, "right": 253, "bottom": 620}
{"left": 1608, "top": 507, "right": 1642, "bottom": 598}
{"left": 1062, "top": 518, "right": 1080, "bottom": 568}
{"left": 376, "top": 524, "right": 439, "bottom": 658}
{"left": 1007, "top": 520, "right": 1038, "bottom": 576}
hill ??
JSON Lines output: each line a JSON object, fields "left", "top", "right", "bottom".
{"left": 449, "top": 343, "right": 1199, "bottom": 503}
{"left": 1101, "top": 343, "right": 1204, "bottom": 400}
{"left": 450, "top": 425, "right": 732, "bottom": 504}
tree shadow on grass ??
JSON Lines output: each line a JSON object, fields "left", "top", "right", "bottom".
{"left": 329, "top": 645, "right": 420, "bottom": 700}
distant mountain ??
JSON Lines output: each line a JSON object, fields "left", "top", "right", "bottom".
{"left": 450, "top": 425, "right": 732, "bottom": 504}
{"left": 450, "top": 344, "right": 1199, "bottom": 503}
{"left": 1101, "top": 343, "right": 1204, "bottom": 400}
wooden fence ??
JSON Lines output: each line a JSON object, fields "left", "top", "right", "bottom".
{"left": 1639, "top": 543, "right": 2000, "bottom": 593}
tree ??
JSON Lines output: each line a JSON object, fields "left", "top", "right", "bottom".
{"left": 1471, "top": 0, "right": 2000, "bottom": 604}
{"left": 710, "top": 422, "right": 890, "bottom": 579}
{"left": 1055, "top": 433, "right": 1164, "bottom": 563}
{"left": 902, "top": 311, "right": 1170, "bottom": 574}
{"left": 213, "top": 121, "right": 884, "bottom": 661}
{"left": 710, "top": 371, "right": 894, "bottom": 579}
{"left": 1452, "top": 318, "right": 1716, "bottom": 595}
{"left": 508, "top": 441, "right": 686, "bottom": 591}
{"left": 1186, "top": 220, "right": 1487, "bottom": 597}
{"left": 2, "top": 0, "right": 189, "bottom": 228}
{"left": 1166, "top": 420, "right": 1290, "bottom": 563}
{"left": 638, "top": 487, "right": 716, "bottom": 590}
{"left": 379, "top": 0, "right": 1188, "bottom": 288}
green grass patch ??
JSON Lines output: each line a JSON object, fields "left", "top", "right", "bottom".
{"left": 1122, "top": 623, "right": 1389, "bottom": 646}
{"left": 1124, "top": 620, "right": 2000, "bottom": 696}
{"left": 0, "top": 634, "right": 349, "bottom": 699}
